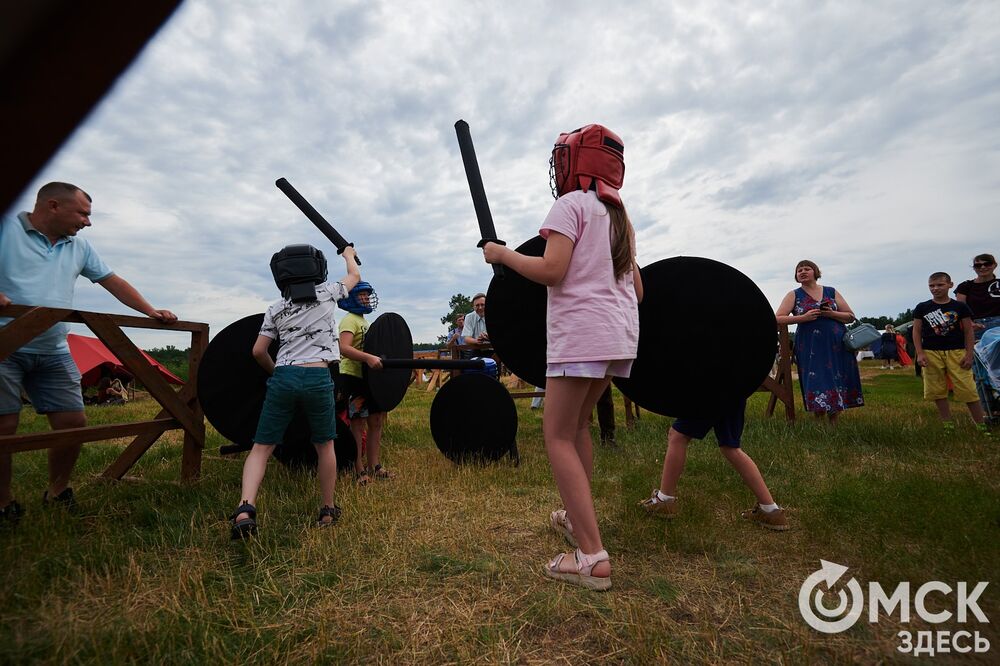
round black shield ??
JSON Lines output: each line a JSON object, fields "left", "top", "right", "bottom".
{"left": 197, "top": 314, "right": 271, "bottom": 448}
{"left": 198, "top": 313, "right": 355, "bottom": 470}
{"left": 614, "top": 256, "right": 776, "bottom": 418}
{"left": 429, "top": 373, "right": 517, "bottom": 463}
{"left": 272, "top": 412, "right": 356, "bottom": 471}
{"left": 362, "top": 312, "right": 413, "bottom": 412}
{"left": 486, "top": 235, "right": 548, "bottom": 388}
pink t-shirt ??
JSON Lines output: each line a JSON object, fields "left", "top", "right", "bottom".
{"left": 540, "top": 190, "right": 639, "bottom": 363}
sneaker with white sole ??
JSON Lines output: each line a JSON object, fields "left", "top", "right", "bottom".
{"left": 741, "top": 503, "right": 788, "bottom": 531}
{"left": 638, "top": 490, "right": 678, "bottom": 519}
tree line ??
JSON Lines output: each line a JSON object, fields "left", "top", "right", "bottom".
{"left": 146, "top": 304, "right": 918, "bottom": 367}
{"left": 144, "top": 345, "right": 190, "bottom": 382}
{"left": 858, "top": 308, "right": 915, "bottom": 330}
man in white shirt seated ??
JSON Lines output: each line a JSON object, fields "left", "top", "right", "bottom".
{"left": 462, "top": 293, "right": 489, "bottom": 346}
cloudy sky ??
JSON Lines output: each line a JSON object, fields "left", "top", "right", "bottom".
{"left": 7, "top": 0, "right": 1000, "bottom": 349}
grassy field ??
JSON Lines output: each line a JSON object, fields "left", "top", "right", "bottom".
{"left": 1, "top": 364, "right": 997, "bottom": 663}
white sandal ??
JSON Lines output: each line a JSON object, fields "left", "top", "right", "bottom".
{"left": 549, "top": 509, "right": 578, "bottom": 547}
{"left": 544, "top": 548, "right": 611, "bottom": 591}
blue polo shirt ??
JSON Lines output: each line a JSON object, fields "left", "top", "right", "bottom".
{"left": 0, "top": 212, "right": 113, "bottom": 353}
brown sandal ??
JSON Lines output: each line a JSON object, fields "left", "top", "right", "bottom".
{"left": 316, "top": 504, "right": 342, "bottom": 527}
{"left": 370, "top": 464, "right": 394, "bottom": 480}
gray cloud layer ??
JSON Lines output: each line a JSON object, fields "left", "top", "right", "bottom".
{"left": 9, "top": 0, "right": 999, "bottom": 348}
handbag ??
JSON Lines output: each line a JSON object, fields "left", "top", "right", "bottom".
{"left": 843, "top": 322, "right": 881, "bottom": 351}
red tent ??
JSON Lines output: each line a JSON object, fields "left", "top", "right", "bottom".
{"left": 67, "top": 334, "right": 184, "bottom": 387}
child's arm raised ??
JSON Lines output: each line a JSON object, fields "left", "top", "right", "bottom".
{"left": 340, "top": 246, "right": 361, "bottom": 293}
{"left": 482, "top": 233, "right": 573, "bottom": 287}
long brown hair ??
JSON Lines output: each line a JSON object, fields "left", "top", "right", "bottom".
{"left": 607, "top": 203, "right": 635, "bottom": 280}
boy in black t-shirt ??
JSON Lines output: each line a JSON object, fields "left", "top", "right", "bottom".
{"left": 913, "top": 272, "right": 986, "bottom": 429}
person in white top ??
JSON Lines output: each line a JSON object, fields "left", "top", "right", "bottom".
{"left": 230, "top": 244, "right": 360, "bottom": 539}
{"left": 461, "top": 293, "right": 489, "bottom": 346}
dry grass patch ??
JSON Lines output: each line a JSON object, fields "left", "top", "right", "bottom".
{"left": 1, "top": 374, "right": 997, "bottom": 663}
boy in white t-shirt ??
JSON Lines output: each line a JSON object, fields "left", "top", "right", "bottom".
{"left": 230, "top": 244, "right": 360, "bottom": 539}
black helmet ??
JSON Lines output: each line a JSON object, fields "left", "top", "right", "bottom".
{"left": 269, "top": 244, "right": 328, "bottom": 302}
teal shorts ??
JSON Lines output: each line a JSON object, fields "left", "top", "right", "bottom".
{"left": 254, "top": 366, "right": 336, "bottom": 445}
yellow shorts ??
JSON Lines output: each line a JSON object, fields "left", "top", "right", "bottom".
{"left": 922, "top": 349, "right": 977, "bottom": 403}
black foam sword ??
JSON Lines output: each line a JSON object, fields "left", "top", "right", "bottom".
{"left": 275, "top": 177, "right": 362, "bottom": 265}
{"left": 454, "top": 119, "right": 505, "bottom": 277}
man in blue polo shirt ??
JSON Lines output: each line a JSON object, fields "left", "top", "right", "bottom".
{"left": 0, "top": 181, "right": 177, "bottom": 522}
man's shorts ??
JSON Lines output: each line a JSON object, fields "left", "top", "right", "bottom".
{"left": 922, "top": 349, "right": 978, "bottom": 402}
{"left": 0, "top": 351, "right": 84, "bottom": 415}
{"left": 671, "top": 400, "right": 747, "bottom": 448}
{"left": 254, "top": 365, "right": 336, "bottom": 445}
{"left": 336, "top": 373, "right": 383, "bottom": 419}
{"left": 546, "top": 359, "right": 634, "bottom": 379}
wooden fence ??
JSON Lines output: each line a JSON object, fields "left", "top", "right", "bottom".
{"left": 759, "top": 324, "right": 795, "bottom": 420}
{"left": 0, "top": 304, "right": 208, "bottom": 482}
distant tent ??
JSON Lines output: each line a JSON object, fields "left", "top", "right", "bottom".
{"left": 67, "top": 334, "right": 183, "bottom": 387}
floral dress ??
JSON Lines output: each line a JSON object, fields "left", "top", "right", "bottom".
{"left": 793, "top": 286, "right": 864, "bottom": 413}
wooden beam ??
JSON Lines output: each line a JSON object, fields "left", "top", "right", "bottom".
{"left": 762, "top": 324, "right": 796, "bottom": 420}
{"left": 0, "top": 306, "right": 73, "bottom": 359}
{"left": 180, "top": 328, "right": 207, "bottom": 482}
{"left": 0, "top": 304, "right": 207, "bottom": 333}
{"left": 102, "top": 379, "right": 200, "bottom": 480}
{"left": 510, "top": 391, "right": 545, "bottom": 399}
{"left": 0, "top": 419, "right": 178, "bottom": 454}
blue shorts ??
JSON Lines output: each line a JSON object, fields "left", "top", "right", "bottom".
{"left": 254, "top": 366, "right": 336, "bottom": 445}
{"left": 0, "top": 351, "right": 84, "bottom": 415}
{"left": 671, "top": 400, "right": 746, "bottom": 448}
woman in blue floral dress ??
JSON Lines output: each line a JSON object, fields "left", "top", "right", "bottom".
{"left": 775, "top": 260, "right": 864, "bottom": 422}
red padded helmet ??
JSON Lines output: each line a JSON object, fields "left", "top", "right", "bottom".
{"left": 549, "top": 124, "right": 625, "bottom": 206}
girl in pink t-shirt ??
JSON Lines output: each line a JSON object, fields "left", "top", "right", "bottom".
{"left": 482, "top": 125, "right": 642, "bottom": 590}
